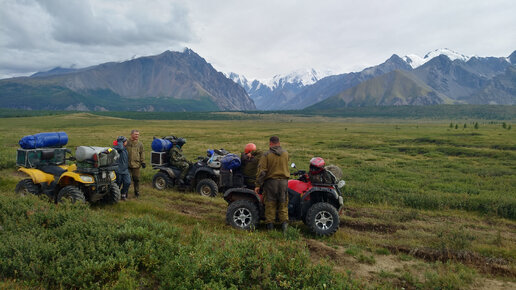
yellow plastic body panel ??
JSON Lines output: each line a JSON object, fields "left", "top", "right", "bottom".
{"left": 18, "top": 167, "right": 54, "bottom": 185}
{"left": 58, "top": 171, "right": 94, "bottom": 186}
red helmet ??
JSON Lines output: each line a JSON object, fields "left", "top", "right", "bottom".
{"left": 309, "top": 157, "right": 325, "bottom": 173}
{"left": 244, "top": 143, "right": 257, "bottom": 154}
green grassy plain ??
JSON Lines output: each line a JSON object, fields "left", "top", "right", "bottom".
{"left": 0, "top": 113, "right": 515, "bottom": 289}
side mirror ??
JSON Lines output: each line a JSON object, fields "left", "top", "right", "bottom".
{"left": 290, "top": 163, "right": 296, "bottom": 168}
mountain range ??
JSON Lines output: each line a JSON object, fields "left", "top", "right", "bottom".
{"left": 231, "top": 48, "right": 516, "bottom": 110}
{"left": 0, "top": 48, "right": 514, "bottom": 112}
{"left": 0, "top": 49, "right": 255, "bottom": 111}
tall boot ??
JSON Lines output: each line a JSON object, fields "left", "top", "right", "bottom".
{"left": 281, "top": 222, "right": 288, "bottom": 233}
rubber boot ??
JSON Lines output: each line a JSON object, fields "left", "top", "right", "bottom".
{"left": 266, "top": 223, "right": 274, "bottom": 231}
{"left": 282, "top": 222, "right": 288, "bottom": 233}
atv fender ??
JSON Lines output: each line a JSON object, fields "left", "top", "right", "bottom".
{"left": 155, "top": 166, "right": 178, "bottom": 178}
{"left": 18, "top": 167, "right": 54, "bottom": 185}
{"left": 302, "top": 187, "right": 341, "bottom": 208}
{"left": 195, "top": 167, "right": 219, "bottom": 178}
{"left": 58, "top": 171, "right": 95, "bottom": 186}
{"left": 223, "top": 188, "right": 262, "bottom": 204}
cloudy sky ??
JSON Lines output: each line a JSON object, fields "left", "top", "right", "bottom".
{"left": 1, "top": 0, "right": 515, "bottom": 80}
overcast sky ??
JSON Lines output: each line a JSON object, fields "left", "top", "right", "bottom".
{"left": 1, "top": 0, "right": 515, "bottom": 80}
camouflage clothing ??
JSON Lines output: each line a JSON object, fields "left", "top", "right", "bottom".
{"left": 169, "top": 146, "right": 190, "bottom": 180}
{"left": 256, "top": 145, "right": 290, "bottom": 224}
{"left": 240, "top": 150, "right": 262, "bottom": 188}
{"left": 263, "top": 179, "right": 289, "bottom": 224}
{"left": 256, "top": 146, "right": 290, "bottom": 186}
{"left": 309, "top": 169, "right": 336, "bottom": 185}
{"left": 127, "top": 139, "right": 144, "bottom": 196}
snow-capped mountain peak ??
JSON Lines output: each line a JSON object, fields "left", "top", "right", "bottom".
{"left": 264, "top": 68, "right": 331, "bottom": 89}
{"left": 403, "top": 48, "right": 472, "bottom": 68}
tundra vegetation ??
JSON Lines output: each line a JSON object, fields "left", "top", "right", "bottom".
{"left": 0, "top": 111, "right": 514, "bottom": 289}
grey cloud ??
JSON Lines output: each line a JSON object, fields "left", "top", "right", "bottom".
{"left": 36, "top": 0, "right": 192, "bottom": 46}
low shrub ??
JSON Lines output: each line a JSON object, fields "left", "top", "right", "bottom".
{"left": 0, "top": 194, "right": 360, "bottom": 288}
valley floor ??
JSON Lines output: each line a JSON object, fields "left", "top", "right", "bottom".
{"left": 0, "top": 113, "right": 514, "bottom": 288}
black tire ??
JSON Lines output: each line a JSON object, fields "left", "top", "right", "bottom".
{"left": 305, "top": 202, "right": 340, "bottom": 236}
{"left": 196, "top": 178, "right": 218, "bottom": 197}
{"left": 153, "top": 172, "right": 173, "bottom": 190}
{"left": 15, "top": 179, "right": 40, "bottom": 196}
{"left": 226, "top": 199, "right": 260, "bottom": 230}
{"left": 57, "top": 186, "right": 86, "bottom": 204}
{"left": 102, "top": 182, "right": 121, "bottom": 204}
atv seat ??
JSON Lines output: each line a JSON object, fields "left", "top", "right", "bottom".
{"left": 38, "top": 165, "right": 66, "bottom": 177}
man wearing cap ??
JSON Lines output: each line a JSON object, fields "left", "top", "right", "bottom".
{"left": 114, "top": 136, "right": 130, "bottom": 200}
{"left": 127, "top": 129, "right": 145, "bottom": 197}
{"left": 240, "top": 143, "right": 262, "bottom": 189}
{"left": 255, "top": 136, "right": 290, "bottom": 232}
{"left": 169, "top": 137, "right": 191, "bottom": 185}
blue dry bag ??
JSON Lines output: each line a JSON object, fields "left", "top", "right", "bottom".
{"left": 19, "top": 132, "right": 68, "bottom": 149}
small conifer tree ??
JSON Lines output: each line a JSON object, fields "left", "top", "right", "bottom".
{"left": 474, "top": 122, "right": 479, "bottom": 129}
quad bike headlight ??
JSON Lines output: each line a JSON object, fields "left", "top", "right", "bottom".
{"left": 109, "top": 171, "right": 116, "bottom": 180}
{"left": 80, "top": 175, "right": 94, "bottom": 183}
{"left": 338, "top": 180, "right": 346, "bottom": 188}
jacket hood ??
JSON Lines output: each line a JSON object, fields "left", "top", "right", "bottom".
{"left": 269, "top": 145, "right": 284, "bottom": 156}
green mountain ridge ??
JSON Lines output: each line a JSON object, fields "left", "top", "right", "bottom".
{"left": 309, "top": 70, "right": 452, "bottom": 110}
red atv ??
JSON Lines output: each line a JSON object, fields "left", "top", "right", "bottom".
{"left": 224, "top": 162, "right": 345, "bottom": 236}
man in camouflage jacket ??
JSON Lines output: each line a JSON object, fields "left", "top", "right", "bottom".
{"left": 169, "top": 138, "right": 191, "bottom": 183}
{"left": 255, "top": 136, "right": 290, "bottom": 232}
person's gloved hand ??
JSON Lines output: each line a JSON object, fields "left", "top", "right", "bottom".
{"left": 141, "top": 162, "right": 146, "bottom": 169}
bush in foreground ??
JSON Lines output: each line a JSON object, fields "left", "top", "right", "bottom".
{"left": 0, "top": 194, "right": 358, "bottom": 289}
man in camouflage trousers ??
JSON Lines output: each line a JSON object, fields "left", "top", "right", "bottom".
{"left": 127, "top": 129, "right": 145, "bottom": 198}
{"left": 255, "top": 136, "right": 290, "bottom": 232}
{"left": 169, "top": 138, "right": 191, "bottom": 184}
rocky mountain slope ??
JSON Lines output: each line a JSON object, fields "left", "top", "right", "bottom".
{"left": 0, "top": 49, "right": 255, "bottom": 112}
{"left": 233, "top": 49, "right": 516, "bottom": 110}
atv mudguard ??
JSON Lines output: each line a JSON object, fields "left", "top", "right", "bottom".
{"left": 223, "top": 188, "right": 262, "bottom": 204}
{"left": 155, "top": 165, "right": 180, "bottom": 179}
{"left": 194, "top": 166, "right": 219, "bottom": 178}
{"left": 57, "top": 171, "right": 95, "bottom": 186}
{"left": 18, "top": 167, "right": 55, "bottom": 185}
{"left": 301, "top": 187, "right": 342, "bottom": 210}
{"left": 18, "top": 163, "right": 75, "bottom": 185}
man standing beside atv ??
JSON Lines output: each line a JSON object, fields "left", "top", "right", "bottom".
{"left": 127, "top": 129, "right": 145, "bottom": 198}
{"left": 255, "top": 136, "right": 290, "bottom": 232}
{"left": 241, "top": 143, "right": 262, "bottom": 189}
{"left": 168, "top": 137, "right": 191, "bottom": 185}
{"left": 114, "top": 136, "right": 131, "bottom": 200}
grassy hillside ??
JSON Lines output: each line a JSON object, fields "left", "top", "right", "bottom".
{"left": 0, "top": 82, "right": 219, "bottom": 112}
{"left": 0, "top": 114, "right": 515, "bottom": 288}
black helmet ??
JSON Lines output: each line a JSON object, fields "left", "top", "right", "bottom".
{"left": 176, "top": 137, "right": 186, "bottom": 147}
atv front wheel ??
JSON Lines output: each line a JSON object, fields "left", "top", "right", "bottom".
{"left": 226, "top": 200, "right": 259, "bottom": 230}
{"left": 15, "top": 179, "right": 40, "bottom": 196}
{"left": 57, "top": 186, "right": 86, "bottom": 204}
{"left": 196, "top": 178, "right": 218, "bottom": 197}
{"left": 152, "top": 172, "right": 173, "bottom": 190}
{"left": 306, "top": 202, "right": 339, "bottom": 236}
{"left": 102, "top": 182, "right": 121, "bottom": 204}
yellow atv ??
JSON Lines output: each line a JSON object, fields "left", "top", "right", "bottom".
{"left": 15, "top": 147, "right": 120, "bottom": 204}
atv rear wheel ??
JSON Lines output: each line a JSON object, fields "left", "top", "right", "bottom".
{"left": 196, "top": 178, "right": 218, "bottom": 197}
{"left": 153, "top": 172, "right": 173, "bottom": 190}
{"left": 57, "top": 186, "right": 86, "bottom": 204}
{"left": 102, "top": 182, "right": 121, "bottom": 204}
{"left": 226, "top": 200, "right": 259, "bottom": 230}
{"left": 15, "top": 179, "right": 40, "bottom": 196}
{"left": 306, "top": 202, "right": 339, "bottom": 236}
